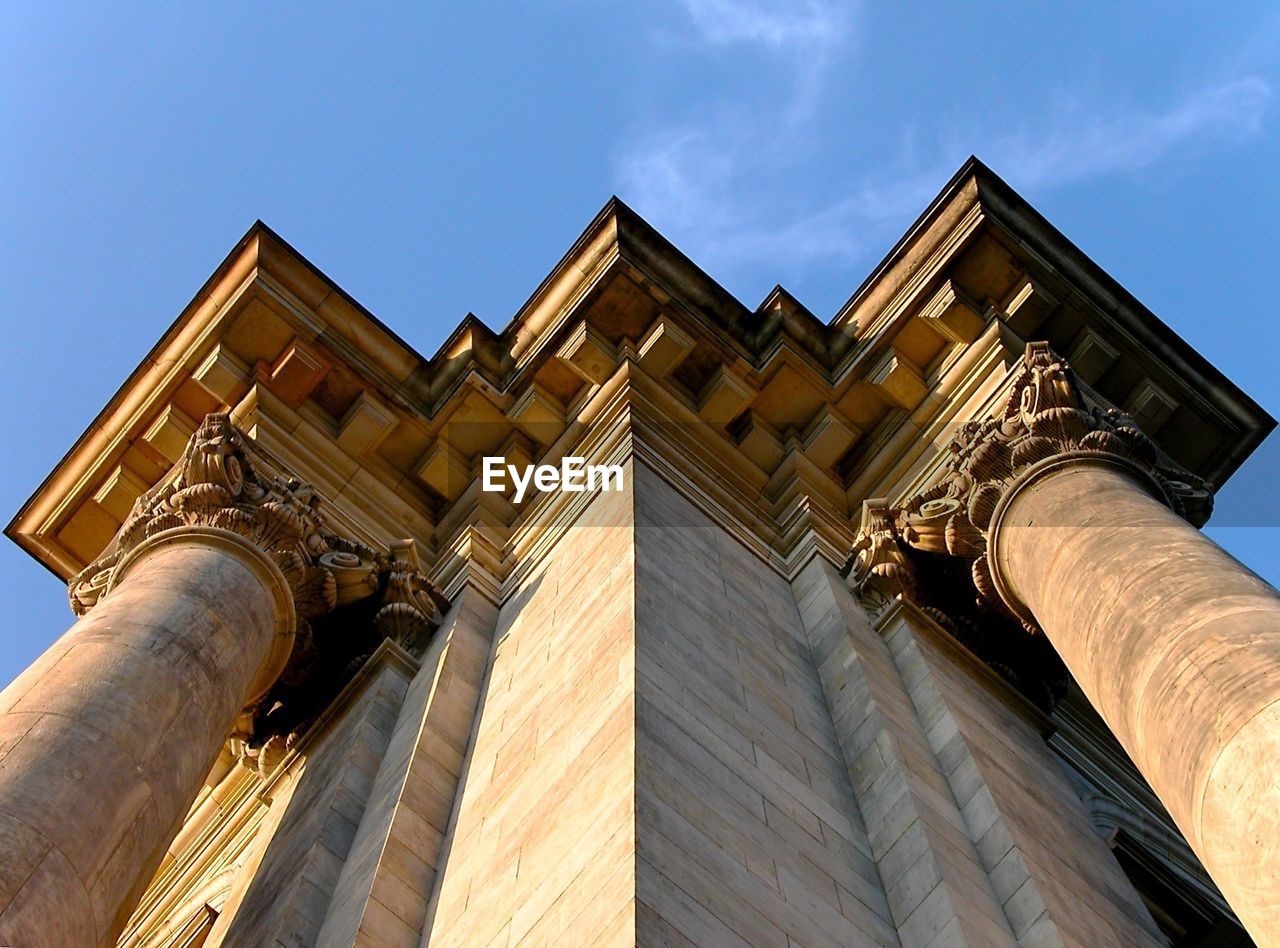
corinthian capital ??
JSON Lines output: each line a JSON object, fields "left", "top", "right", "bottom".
{"left": 68, "top": 413, "right": 449, "bottom": 773}
{"left": 849, "top": 342, "right": 1214, "bottom": 626}
{"left": 68, "top": 414, "right": 443, "bottom": 637}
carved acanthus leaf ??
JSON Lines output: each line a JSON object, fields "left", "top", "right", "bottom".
{"left": 848, "top": 342, "right": 1214, "bottom": 630}
{"left": 845, "top": 498, "right": 916, "bottom": 616}
{"left": 68, "top": 412, "right": 449, "bottom": 775}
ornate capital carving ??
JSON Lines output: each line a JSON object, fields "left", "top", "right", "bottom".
{"left": 848, "top": 342, "right": 1214, "bottom": 629}
{"left": 373, "top": 539, "right": 443, "bottom": 652}
{"left": 847, "top": 499, "right": 916, "bottom": 617}
{"left": 68, "top": 413, "right": 448, "bottom": 772}
{"left": 74, "top": 415, "right": 386, "bottom": 614}
{"left": 844, "top": 342, "right": 1214, "bottom": 709}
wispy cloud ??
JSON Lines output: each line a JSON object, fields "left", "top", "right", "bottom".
{"left": 617, "top": 0, "right": 863, "bottom": 273}
{"left": 615, "top": 127, "right": 930, "bottom": 272}
{"left": 616, "top": 73, "right": 1273, "bottom": 294}
{"left": 675, "top": 0, "right": 847, "bottom": 48}
{"left": 615, "top": 129, "right": 737, "bottom": 235}
{"left": 668, "top": 0, "right": 853, "bottom": 123}
{"left": 988, "top": 78, "right": 1272, "bottom": 189}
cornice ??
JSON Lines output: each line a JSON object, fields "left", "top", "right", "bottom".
{"left": 972, "top": 170, "right": 1271, "bottom": 475}
{"left": 9, "top": 158, "right": 1273, "bottom": 595}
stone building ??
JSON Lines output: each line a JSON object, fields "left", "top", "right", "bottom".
{"left": 1, "top": 158, "right": 1276, "bottom": 947}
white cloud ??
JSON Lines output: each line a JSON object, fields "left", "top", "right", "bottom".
{"left": 669, "top": 0, "right": 853, "bottom": 122}
{"left": 675, "top": 0, "right": 847, "bottom": 48}
{"left": 989, "top": 78, "right": 1272, "bottom": 190}
{"left": 615, "top": 129, "right": 738, "bottom": 235}
{"left": 616, "top": 77, "right": 1273, "bottom": 290}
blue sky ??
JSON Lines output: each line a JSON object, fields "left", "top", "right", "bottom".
{"left": 2, "top": 1, "right": 1277, "bottom": 687}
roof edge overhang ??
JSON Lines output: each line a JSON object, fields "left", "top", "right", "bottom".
{"left": 5, "top": 220, "right": 431, "bottom": 570}
{"left": 970, "top": 158, "right": 1273, "bottom": 482}
{"left": 8, "top": 158, "right": 1274, "bottom": 581}
{"left": 833, "top": 156, "right": 1273, "bottom": 482}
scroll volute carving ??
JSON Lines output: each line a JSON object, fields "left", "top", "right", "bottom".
{"left": 850, "top": 342, "right": 1215, "bottom": 629}
{"left": 68, "top": 413, "right": 449, "bottom": 773}
{"left": 374, "top": 539, "right": 447, "bottom": 652}
{"left": 846, "top": 499, "right": 916, "bottom": 614}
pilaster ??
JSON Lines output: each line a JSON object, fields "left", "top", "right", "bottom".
{"left": 316, "top": 584, "right": 497, "bottom": 946}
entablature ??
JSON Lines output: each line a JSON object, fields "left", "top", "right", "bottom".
{"left": 10, "top": 158, "right": 1272, "bottom": 604}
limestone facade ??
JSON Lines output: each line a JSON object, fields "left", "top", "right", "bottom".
{"left": 1, "top": 158, "right": 1274, "bottom": 946}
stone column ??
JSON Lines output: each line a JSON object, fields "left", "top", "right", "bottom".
{"left": 988, "top": 453, "right": 1280, "bottom": 944}
{"left": 0, "top": 415, "right": 405, "bottom": 948}
{"left": 854, "top": 344, "right": 1278, "bottom": 944}
{"left": 0, "top": 527, "right": 294, "bottom": 947}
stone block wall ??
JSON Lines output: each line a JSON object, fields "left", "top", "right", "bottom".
{"left": 791, "top": 554, "right": 1165, "bottom": 947}
{"left": 157, "top": 460, "right": 1168, "bottom": 947}
{"left": 424, "top": 471, "right": 638, "bottom": 946}
{"left": 215, "top": 658, "right": 414, "bottom": 946}
{"left": 316, "top": 589, "right": 495, "bottom": 946}
{"left": 888, "top": 614, "right": 1163, "bottom": 946}
{"left": 633, "top": 463, "right": 899, "bottom": 946}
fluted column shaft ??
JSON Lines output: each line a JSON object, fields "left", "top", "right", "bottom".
{"left": 0, "top": 527, "right": 295, "bottom": 948}
{"left": 990, "top": 454, "right": 1280, "bottom": 943}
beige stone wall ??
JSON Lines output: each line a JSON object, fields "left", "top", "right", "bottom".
{"left": 112, "top": 460, "right": 1183, "bottom": 947}
{"left": 633, "top": 463, "right": 899, "bottom": 946}
{"left": 792, "top": 555, "right": 1165, "bottom": 947}
{"left": 792, "top": 559, "right": 1017, "bottom": 946}
{"left": 424, "top": 471, "right": 638, "bottom": 947}
{"left": 885, "top": 612, "right": 1164, "bottom": 946}
{"left": 214, "top": 659, "right": 414, "bottom": 946}
{"left": 315, "top": 589, "right": 495, "bottom": 947}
